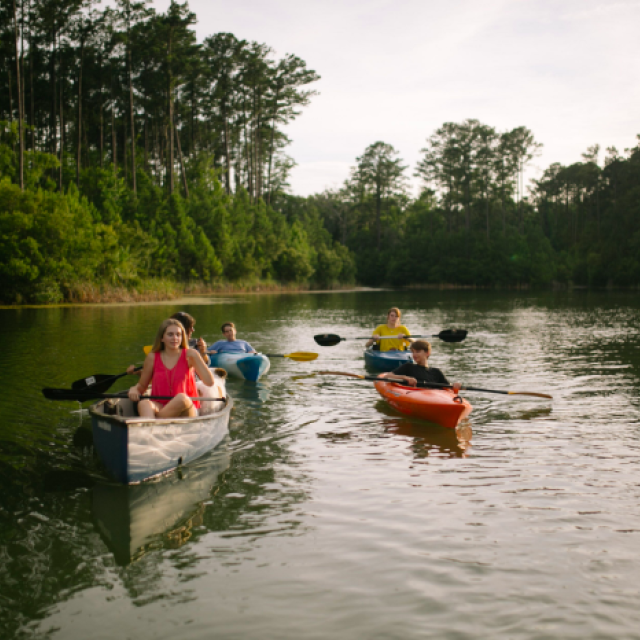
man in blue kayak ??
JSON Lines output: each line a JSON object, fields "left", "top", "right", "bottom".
{"left": 208, "top": 322, "right": 257, "bottom": 354}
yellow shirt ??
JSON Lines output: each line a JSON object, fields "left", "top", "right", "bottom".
{"left": 372, "top": 324, "right": 411, "bottom": 351}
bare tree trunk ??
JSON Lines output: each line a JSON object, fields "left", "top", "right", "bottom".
{"left": 13, "top": 0, "right": 24, "bottom": 190}
{"left": 174, "top": 117, "right": 189, "bottom": 199}
{"left": 29, "top": 4, "right": 35, "bottom": 151}
{"left": 222, "top": 98, "right": 231, "bottom": 194}
{"left": 128, "top": 48, "right": 136, "bottom": 194}
{"left": 486, "top": 189, "right": 490, "bottom": 241}
{"left": 99, "top": 94, "right": 103, "bottom": 168}
{"left": 59, "top": 52, "right": 63, "bottom": 191}
{"left": 123, "top": 117, "right": 127, "bottom": 183}
{"left": 266, "top": 84, "right": 280, "bottom": 205}
{"left": 111, "top": 67, "right": 117, "bottom": 173}
{"left": 168, "top": 102, "right": 174, "bottom": 194}
{"left": 144, "top": 116, "right": 148, "bottom": 170}
{"left": 50, "top": 30, "right": 56, "bottom": 156}
{"left": 76, "top": 40, "right": 83, "bottom": 186}
{"left": 8, "top": 70, "right": 13, "bottom": 124}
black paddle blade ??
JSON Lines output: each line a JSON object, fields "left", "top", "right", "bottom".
{"left": 437, "top": 329, "right": 467, "bottom": 343}
{"left": 313, "top": 333, "right": 344, "bottom": 347}
{"left": 71, "top": 374, "right": 119, "bottom": 392}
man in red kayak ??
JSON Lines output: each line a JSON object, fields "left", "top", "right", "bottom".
{"left": 378, "top": 340, "right": 449, "bottom": 387}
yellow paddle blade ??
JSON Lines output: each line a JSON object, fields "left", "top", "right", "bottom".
{"left": 143, "top": 345, "right": 152, "bottom": 355}
{"left": 283, "top": 351, "right": 318, "bottom": 361}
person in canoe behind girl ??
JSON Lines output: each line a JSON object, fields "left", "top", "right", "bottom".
{"left": 128, "top": 318, "right": 214, "bottom": 418}
{"left": 208, "top": 322, "right": 257, "bottom": 354}
{"left": 378, "top": 340, "right": 450, "bottom": 387}
{"left": 365, "top": 307, "right": 413, "bottom": 352}
{"left": 126, "top": 311, "right": 210, "bottom": 376}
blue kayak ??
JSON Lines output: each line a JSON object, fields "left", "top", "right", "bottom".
{"left": 208, "top": 352, "right": 270, "bottom": 382}
{"left": 364, "top": 348, "right": 413, "bottom": 372}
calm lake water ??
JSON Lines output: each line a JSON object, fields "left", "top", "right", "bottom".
{"left": 1, "top": 289, "right": 640, "bottom": 640}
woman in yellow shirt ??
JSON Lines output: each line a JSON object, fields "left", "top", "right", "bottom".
{"left": 365, "top": 307, "right": 412, "bottom": 352}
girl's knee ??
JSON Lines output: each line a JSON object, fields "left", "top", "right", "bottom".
{"left": 175, "top": 392, "right": 191, "bottom": 407}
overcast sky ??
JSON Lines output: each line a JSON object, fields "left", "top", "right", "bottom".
{"left": 149, "top": 0, "right": 640, "bottom": 197}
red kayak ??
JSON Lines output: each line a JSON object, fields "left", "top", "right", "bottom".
{"left": 374, "top": 380, "right": 472, "bottom": 429}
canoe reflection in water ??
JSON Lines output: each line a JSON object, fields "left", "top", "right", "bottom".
{"left": 92, "top": 446, "right": 231, "bottom": 565}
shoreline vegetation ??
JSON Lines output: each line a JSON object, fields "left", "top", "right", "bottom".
{"left": 4, "top": 279, "right": 638, "bottom": 311}
{"left": 1, "top": 2, "right": 638, "bottom": 306}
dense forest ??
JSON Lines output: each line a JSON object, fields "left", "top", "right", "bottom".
{"left": 0, "top": 0, "right": 354, "bottom": 303}
{"left": 0, "top": 0, "right": 638, "bottom": 304}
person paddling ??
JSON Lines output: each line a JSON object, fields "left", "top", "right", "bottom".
{"left": 208, "top": 322, "right": 257, "bottom": 354}
{"left": 378, "top": 340, "right": 449, "bottom": 387}
{"left": 128, "top": 318, "right": 214, "bottom": 418}
{"left": 365, "top": 307, "right": 412, "bottom": 352}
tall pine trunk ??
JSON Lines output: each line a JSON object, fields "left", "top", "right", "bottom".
{"left": 13, "top": 0, "right": 24, "bottom": 190}
{"left": 128, "top": 48, "right": 136, "bottom": 193}
{"left": 76, "top": 40, "right": 83, "bottom": 186}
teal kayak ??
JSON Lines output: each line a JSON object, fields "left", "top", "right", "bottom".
{"left": 364, "top": 348, "right": 412, "bottom": 372}
{"left": 208, "top": 352, "right": 270, "bottom": 381}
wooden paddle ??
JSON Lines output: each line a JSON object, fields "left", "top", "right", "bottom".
{"left": 317, "top": 371, "right": 553, "bottom": 399}
{"left": 314, "top": 329, "right": 467, "bottom": 347}
{"left": 204, "top": 349, "right": 319, "bottom": 362}
{"left": 42, "top": 388, "right": 226, "bottom": 402}
{"left": 71, "top": 367, "right": 142, "bottom": 394}
{"left": 264, "top": 351, "right": 318, "bottom": 361}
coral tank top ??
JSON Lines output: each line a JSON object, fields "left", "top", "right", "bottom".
{"left": 151, "top": 349, "right": 200, "bottom": 408}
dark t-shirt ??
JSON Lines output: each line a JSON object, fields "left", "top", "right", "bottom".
{"left": 391, "top": 363, "right": 449, "bottom": 385}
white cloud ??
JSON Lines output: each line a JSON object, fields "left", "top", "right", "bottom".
{"left": 145, "top": 0, "right": 640, "bottom": 196}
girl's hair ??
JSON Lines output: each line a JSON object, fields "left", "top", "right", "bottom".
{"left": 151, "top": 318, "right": 188, "bottom": 352}
{"left": 171, "top": 311, "right": 195, "bottom": 334}
{"left": 410, "top": 340, "right": 432, "bottom": 354}
{"left": 221, "top": 322, "right": 235, "bottom": 332}
{"left": 387, "top": 307, "right": 401, "bottom": 319}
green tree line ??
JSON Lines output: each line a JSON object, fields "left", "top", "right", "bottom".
{"left": 0, "top": 0, "right": 355, "bottom": 303}
{"left": 302, "top": 121, "right": 640, "bottom": 288}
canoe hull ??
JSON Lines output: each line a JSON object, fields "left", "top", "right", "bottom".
{"left": 208, "top": 352, "right": 270, "bottom": 381}
{"left": 374, "top": 380, "right": 472, "bottom": 429}
{"left": 89, "top": 395, "right": 233, "bottom": 484}
{"left": 364, "top": 349, "right": 413, "bottom": 372}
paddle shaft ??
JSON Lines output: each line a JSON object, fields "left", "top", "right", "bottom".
{"left": 314, "top": 329, "right": 467, "bottom": 347}
{"left": 265, "top": 352, "right": 318, "bottom": 360}
{"left": 317, "top": 371, "right": 552, "bottom": 399}
{"left": 330, "top": 334, "right": 454, "bottom": 340}
{"left": 42, "top": 388, "right": 225, "bottom": 402}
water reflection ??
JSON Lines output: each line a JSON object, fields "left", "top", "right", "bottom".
{"left": 92, "top": 447, "right": 231, "bottom": 565}
{"left": 376, "top": 401, "right": 472, "bottom": 458}
{"left": 227, "top": 380, "right": 271, "bottom": 404}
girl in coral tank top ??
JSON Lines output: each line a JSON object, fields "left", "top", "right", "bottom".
{"left": 128, "top": 318, "right": 214, "bottom": 418}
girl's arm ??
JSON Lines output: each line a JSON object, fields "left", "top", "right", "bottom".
{"left": 128, "top": 353, "right": 154, "bottom": 400}
{"left": 187, "top": 349, "right": 214, "bottom": 386}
